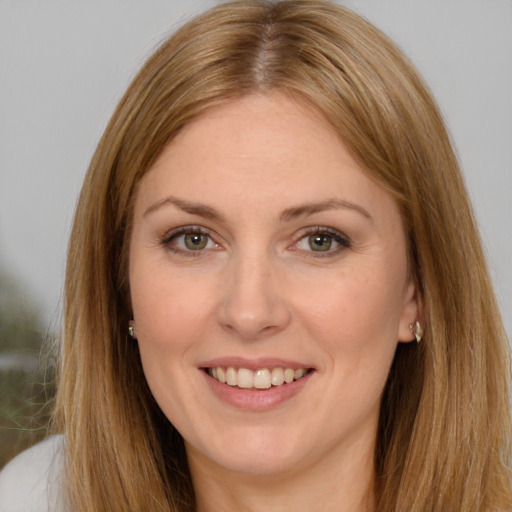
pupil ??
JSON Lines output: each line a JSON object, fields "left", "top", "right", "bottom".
{"left": 309, "top": 234, "right": 332, "bottom": 251}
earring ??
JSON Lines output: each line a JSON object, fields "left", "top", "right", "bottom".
{"left": 409, "top": 321, "right": 423, "bottom": 343}
{"left": 128, "top": 324, "right": 135, "bottom": 338}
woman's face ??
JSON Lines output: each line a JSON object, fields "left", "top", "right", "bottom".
{"left": 129, "top": 94, "right": 419, "bottom": 478}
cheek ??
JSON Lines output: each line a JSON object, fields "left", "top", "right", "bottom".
{"left": 129, "top": 265, "right": 210, "bottom": 411}
{"left": 130, "top": 262, "right": 205, "bottom": 352}
{"left": 296, "top": 262, "right": 406, "bottom": 359}
{"left": 274, "top": 266, "right": 404, "bottom": 448}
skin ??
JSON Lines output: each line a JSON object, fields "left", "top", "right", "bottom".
{"left": 129, "top": 93, "right": 419, "bottom": 512}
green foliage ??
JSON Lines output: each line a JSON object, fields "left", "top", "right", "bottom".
{"left": 0, "top": 268, "right": 57, "bottom": 469}
{"left": 0, "top": 271, "right": 45, "bottom": 352}
{"left": 0, "top": 366, "right": 56, "bottom": 469}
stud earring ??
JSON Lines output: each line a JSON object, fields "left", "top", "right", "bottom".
{"left": 409, "top": 321, "right": 423, "bottom": 343}
{"left": 128, "top": 324, "right": 135, "bottom": 339}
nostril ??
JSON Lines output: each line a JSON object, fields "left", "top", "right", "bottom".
{"left": 216, "top": 297, "right": 291, "bottom": 340}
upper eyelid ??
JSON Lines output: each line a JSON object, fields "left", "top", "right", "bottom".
{"left": 292, "top": 226, "right": 351, "bottom": 253}
{"left": 295, "top": 226, "right": 350, "bottom": 242}
{"left": 159, "top": 224, "right": 350, "bottom": 250}
{"left": 160, "top": 227, "right": 219, "bottom": 256}
{"left": 161, "top": 225, "right": 214, "bottom": 243}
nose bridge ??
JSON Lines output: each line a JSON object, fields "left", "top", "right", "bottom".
{"left": 217, "top": 246, "right": 290, "bottom": 339}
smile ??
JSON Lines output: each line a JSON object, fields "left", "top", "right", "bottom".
{"left": 206, "top": 367, "right": 311, "bottom": 389}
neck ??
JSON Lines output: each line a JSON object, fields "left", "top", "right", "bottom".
{"left": 187, "top": 436, "right": 376, "bottom": 512}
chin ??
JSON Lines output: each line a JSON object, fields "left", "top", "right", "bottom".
{"left": 186, "top": 426, "right": 309, "bottom": 477}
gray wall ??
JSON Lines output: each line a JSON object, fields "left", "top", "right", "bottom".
{"left": 0, "top": 0, "right": 510, "bottom": 334}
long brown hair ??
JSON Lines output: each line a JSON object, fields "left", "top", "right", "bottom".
{"left": 54, "top": 1, "right": 511, "bottom": 510}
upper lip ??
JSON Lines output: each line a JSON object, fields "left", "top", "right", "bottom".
{"left": 199, "top": 357, "right": 314, "bottom": 371}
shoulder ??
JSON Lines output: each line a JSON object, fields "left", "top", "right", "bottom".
{"left": 0, "top": 435, "right": 64, "bottom": 512}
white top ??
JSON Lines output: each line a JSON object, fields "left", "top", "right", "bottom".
{"left": 0, "top": 436, "right": 64, "bottom": 512}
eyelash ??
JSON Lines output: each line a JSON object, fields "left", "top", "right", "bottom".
{"left": 161, "top": 226, "right": 216, "bottom": 257}
{"left": 160, "top": 226, "right": 351, "bottom": 258}
{"left": 294, "top": 227, "right": 351, "bottom": 258}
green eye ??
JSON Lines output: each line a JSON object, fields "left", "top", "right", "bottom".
{"left": 184, "top": 233, "right": 209, "bottom": 250}
{"left": 162, "top": 227, "right": 218, "bottom": 255}
{"left": 308, "top": 234, "right": 333, "bottom": 252}
{"left": 295, "top": 228, "right": 350, "bottom": 256}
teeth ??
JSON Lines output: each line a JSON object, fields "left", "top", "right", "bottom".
{"left": 284, "top": 368, "right": 295, "bottom": 383}
{"left": 237, "top": 368, "right": 254, "bottom": 389}
{"left": 226, "top": 367, "right": 237, "bottom": 386}
{"left": 254, "top": 369, "right": 271, "bottom": 389}
{"left": 207, "top": 366, "right": 309, "bottom": 389}
{"left": 217, "top": 367, "right": 226, "bottom": 383}
{"left": 271, "top": 367, "right": 285, "bottom": 386}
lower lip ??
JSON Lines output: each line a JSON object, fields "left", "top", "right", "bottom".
{"left": 202, "top": 370, "right": 313, "bottom": 411}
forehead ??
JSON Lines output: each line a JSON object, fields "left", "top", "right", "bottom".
{"left": 135, "top": 93, "right": 400, "bottom": 226}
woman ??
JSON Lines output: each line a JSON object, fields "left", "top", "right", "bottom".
{"left": 0, "top": 1, "right": 510, "bottom": 510}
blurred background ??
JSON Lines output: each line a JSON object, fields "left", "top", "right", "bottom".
{"left": 1, "top": 0, "right": 511, "bottom": 468}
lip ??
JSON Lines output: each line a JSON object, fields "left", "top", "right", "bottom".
{"left": 199, "top": 357, "right": 315, "bottom": 411}
{"left": 199, "top": 356, "right": 312, "bottom": 371}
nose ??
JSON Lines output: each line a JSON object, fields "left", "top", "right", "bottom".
{"left": 216, "top": 252, "right": 291, "bottom": 340}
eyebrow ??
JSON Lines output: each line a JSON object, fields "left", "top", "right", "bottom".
{"left": 280, "top": 199, "right": 372, "bottom": 222}
{"left": 143, "top": 196, "right": 372, "bottom": 223}
{"left": 143, "top": 196, "right": 226, "bottom": 222}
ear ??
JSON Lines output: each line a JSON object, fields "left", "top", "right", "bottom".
{"left": 397, "top": 280, "right": 422, "bottom": 343}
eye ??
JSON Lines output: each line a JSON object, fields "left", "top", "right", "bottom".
{"left": 162, "top": 227, "right": 218, "bottom": 254}
{"left": 295, "top": 228, "right": 350, "bottom": 255}
{"left": 305, "top": 233, "right": 334, "bottom": 252}
{"left": 182, "top": 232, "right": 210, "bottom": 250}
